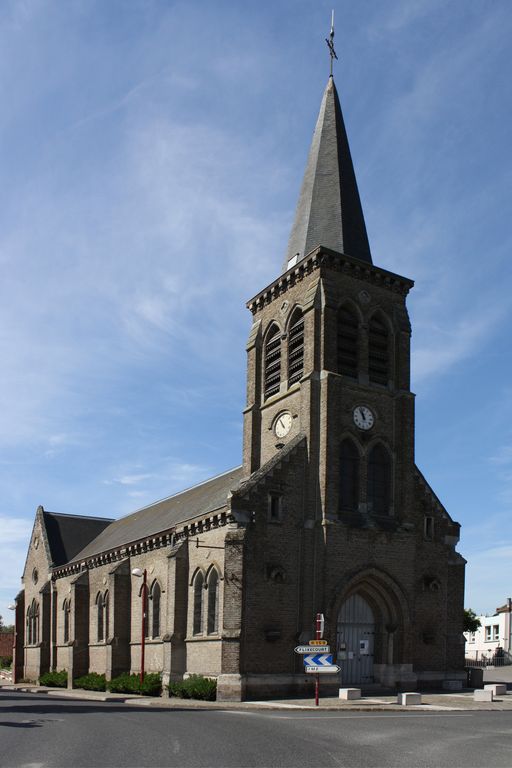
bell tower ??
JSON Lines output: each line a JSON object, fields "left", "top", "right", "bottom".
{"left": 242, "top": 74, "right": 416, "bottom": 527}
{"left": 237, "top": 27, "right": 464, "bottom": 695}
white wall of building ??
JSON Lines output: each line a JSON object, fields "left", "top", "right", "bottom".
{"left": 464, "top": 599, "right": 512, "bottom": 661}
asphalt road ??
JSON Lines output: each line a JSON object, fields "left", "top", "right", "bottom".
{"left": 1, "top": 691, "right": 512, "bottom": 768}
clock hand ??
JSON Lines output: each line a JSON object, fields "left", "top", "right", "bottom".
{"left": 361, "top": 409, "right": 366, "bottom": 421}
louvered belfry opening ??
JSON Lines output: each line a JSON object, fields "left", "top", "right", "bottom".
{"left": 369, "top": 315, "right": 389, "bottom": 385}
{"left": 337, "top": 306, "right": 359, "bottom": 377}
{"left": 264, "top": 324, "right": 282, "bottom": 399}
{"left": 288, "top": 309, "right": 304, "bottom": 386}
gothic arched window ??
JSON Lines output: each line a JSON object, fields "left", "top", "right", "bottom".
{"left": 369, "top": 314, "right": 390, "bottom": 386}
{"left": 26, "top": 599, "right": 39, "bottom": 646}
{"left": 340, "top": 439, "right": 360, "bottom": 512}
{"left": 288, "top": 309, "right": 304, "bottom": 386}
{"left": 193, "top": 571, "right": 204, "bottom": 635}
{"left": 96, "top": 592, "right": 104, "bottom": 642}
{"left": 63, "top": 599, "right": 71, "bottom": 644}
{"left": 337, "top": 305, "right": 359, "bottom": 377}
{"left": 104, "top": 591, "right": 109, "bottom": 641}
{"left": 367, "top": 444, "right": 392, "bottom": 515}
{"left": 264, "top": 324, "right": 281, "bottom": 399}
{"left": 207, "top": 569, "right": 219, "bottom": 635}
{"left": 150, "top": 581, "right": 161, "bottom": 638}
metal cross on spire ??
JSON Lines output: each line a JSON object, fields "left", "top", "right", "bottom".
{"left": 325, "top": 9, "right": 338, "bottom": 77}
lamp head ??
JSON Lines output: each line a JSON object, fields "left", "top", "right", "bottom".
{"left": 131, "top": 568, "right": 143, "bottom": 577}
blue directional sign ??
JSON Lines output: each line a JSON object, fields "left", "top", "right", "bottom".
{"left": 303, "top": 653, "right": 333, "bottom": 667}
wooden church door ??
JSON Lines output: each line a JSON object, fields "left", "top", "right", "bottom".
{"left": 337, "top": 594, "right": 375, "bottom": 685}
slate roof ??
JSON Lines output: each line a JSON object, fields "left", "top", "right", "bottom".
{"left": 284, "top": 76, "right": 372, "bottom": 270}
{"left": 68, "top": 466, "right": 245, "bottom": 563}
{"left": 42, "top": 511, "right": 114, "bottom": 567}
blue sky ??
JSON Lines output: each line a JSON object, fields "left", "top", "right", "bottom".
{"left": 1, "top": 0, "right": 511, "bottom": 624}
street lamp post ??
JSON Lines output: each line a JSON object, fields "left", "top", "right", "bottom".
{"left": 131, "top": 568, "right": 147, "bottom": 685}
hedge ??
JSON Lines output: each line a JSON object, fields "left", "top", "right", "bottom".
{"left": 168, "top": 674, "right": 217, "bottom": 701}
{"left": 39, "top": 670, "right": 67, "bottom": 687}
{"left": 107, "top": 672, "right": 161, "bottom": 696}
{"left": 74, "top": 672, "right": 106, "bottom": 691}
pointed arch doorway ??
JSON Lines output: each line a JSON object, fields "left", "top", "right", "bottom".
{"left": 337, "top": 594, "right": 375, "bottom": 685}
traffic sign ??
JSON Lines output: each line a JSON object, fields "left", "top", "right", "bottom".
{"left": 308, "top": 639, "right": 328, "bottom": 645}
{"left": 303, "top": 653, "right": 333, "bottom": 667}
{"left": 305, "top": 664, "right": 341, "bottom": 674}
{"left": 295, "top": 645, "right": 330, "bottom": 654}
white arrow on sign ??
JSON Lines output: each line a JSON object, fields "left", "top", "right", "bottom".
{"left": 303, "top": 653, "right": 333, "bottom": 667}
{"left": 305, "top": 664, "right": 341, "bottom": 674}
{"left": 294, "top": 645, "right": 330, "bottom": 654}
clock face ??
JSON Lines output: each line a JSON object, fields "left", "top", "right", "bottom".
{"left": 274, "top": 411, "right": 293, "bottom": 438}
{"left": 353, "top": 405, "right": 374, "bottom": 431}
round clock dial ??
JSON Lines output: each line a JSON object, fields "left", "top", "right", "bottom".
{"left": 274, "top": 411, "right": 292, "bottom": 438}
{"left": 353, "top": 405, "right": 374, "bottom": 431}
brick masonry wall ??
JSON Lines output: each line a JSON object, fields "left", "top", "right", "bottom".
{"left": 0, "top": 633, "right": 14, "bottom": 657}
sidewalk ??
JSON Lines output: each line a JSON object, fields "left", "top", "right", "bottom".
{"left": 1, "top": 680, "right": 512, "bottom": 712}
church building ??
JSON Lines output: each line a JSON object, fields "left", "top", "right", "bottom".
{"left": 13, "top": 62, "right": 466, "bottom": 700}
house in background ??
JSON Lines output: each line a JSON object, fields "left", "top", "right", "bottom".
{"left": 465, "top": 598, "right": 512, "bottom": 664}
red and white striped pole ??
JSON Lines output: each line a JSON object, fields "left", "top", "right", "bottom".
{"left": 315, "top": 613, "right": 324, "bottom": 707}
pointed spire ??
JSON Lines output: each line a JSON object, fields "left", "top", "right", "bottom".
{"left": 284, "top": 77, "right": 372, "bottom": 271}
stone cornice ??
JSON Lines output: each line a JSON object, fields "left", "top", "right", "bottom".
{"left": 51, "top": 509, "right": 235, "bottom": 579}
{"left": 246, "top": 246, "right": 414, "bottom": 315}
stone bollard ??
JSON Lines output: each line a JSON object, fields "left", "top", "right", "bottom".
{"left": 397, "top": 692, "right": 422, "bottom": 706}
{"left": 474, "top": 689, "right": 494, "bottom": 702}
{"left": 339, "top": 688, "right": 361, "bottom": 700}
{"left": 484, "top": 684, "right": 507, "bottom": 696}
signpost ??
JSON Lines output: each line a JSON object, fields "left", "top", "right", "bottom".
{"left": 294, "top": 613, "right": 341, "bottom": 705}
{"left": 294, "top": 644, "right": 329, "bottom": 654}
{"left": 304, "top": 665, "right": 341, "bottom": 674}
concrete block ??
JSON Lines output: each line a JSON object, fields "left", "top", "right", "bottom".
{"left": 474, "top": 689, "right": 494, "bottom": 702}
{"left": 338, "top": 688, "right": 361, "bottom": 700}
{"left": 397, "top": 692, "right": 422, "bottom": 706}
{"left": 484, "top": 684, "right": 507, "bottom": 696}
{"left": 442, "top": 680, "right": 462, "bottom": 691}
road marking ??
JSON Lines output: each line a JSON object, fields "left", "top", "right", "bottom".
{"left": 218, "top": 711, "right": 475, "bottom": 719}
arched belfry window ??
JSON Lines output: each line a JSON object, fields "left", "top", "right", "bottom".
{"left": 369, "top": 314, "right": 390, "bottom": 386}
{"left": 193, "top": 571, "right": 204, "bottom": 635}
{"left": 337, "top": 305, "right": 359, "bottom": 377}
{"left": 264, "top": 324, "right": 281, "bottom": 399}
{"left": 288, "top": 309, "right": 304, "bottom": 386}
{"left": 150, "top": 581, "right": 161, "bottom": 638}
{"left": 367, "top": 444, "right": 391, "bottom": 515}
{"left": 340, "top": 439, "right": 360, "bottom": 512}
{"left": 207, "top": 569, "right": 219, "bottom": 635}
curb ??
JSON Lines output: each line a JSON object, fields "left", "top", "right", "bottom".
{"left": 1, "top": 684, "right": 512, "bottom": 713}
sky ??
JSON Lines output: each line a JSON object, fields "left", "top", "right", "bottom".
{"left": 0, "top": 0, "right": 511, "bottom": 625}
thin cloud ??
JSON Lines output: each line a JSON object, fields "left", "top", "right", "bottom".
{"left": 412, "top": 306, "right": 504, "bottom": 384}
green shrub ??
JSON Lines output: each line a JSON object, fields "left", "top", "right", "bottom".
{"left": 108, "top": 672, "right": 161, "bottom": 696}
{"left": 168, "top": 674, "right": 217, "bottom": 701}
{"left": 39, "top": 670, "right": 68, "bottom": 688}
{"left": 0, "top": 656, "right": 12, "bottom": 669}
{"left": 74, "top": 672, "right": 106, "bottom": 691}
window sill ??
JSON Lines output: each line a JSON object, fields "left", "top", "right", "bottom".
{"left": 185, "top": 635, "right": 221, "bottom": 643}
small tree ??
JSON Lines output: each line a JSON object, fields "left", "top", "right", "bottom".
{"left": 463, "top": 608, "right": 481, "bottom": 633}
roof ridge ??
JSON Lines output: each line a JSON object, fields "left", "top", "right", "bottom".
{"left": 43, "top": 511, "right": 115, "bottom": 522}
{"left": 117, "top": 465, "right": 244, "bottom": 520}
